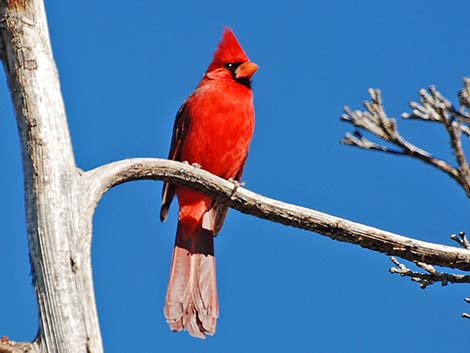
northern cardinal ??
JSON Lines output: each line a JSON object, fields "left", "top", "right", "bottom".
{"left": 160, "top": 27, "right": 257, "bottom": 338}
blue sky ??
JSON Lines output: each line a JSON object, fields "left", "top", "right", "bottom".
{"left": 1, "top": 0, "right": 470, "bottom": 352}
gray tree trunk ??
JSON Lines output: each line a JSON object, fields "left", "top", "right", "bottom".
{"left": 1, "top": 1, "right": 101, "bottom": 352}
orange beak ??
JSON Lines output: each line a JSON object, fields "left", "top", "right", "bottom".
{"left": 235, "top": 62, "right": 258, "bottom": 80}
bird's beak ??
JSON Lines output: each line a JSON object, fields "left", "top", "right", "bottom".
{"left": 235, "top": 62, "right": 258, "bottom": 80}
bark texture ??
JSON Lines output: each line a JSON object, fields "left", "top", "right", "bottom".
{"left": 0, "top": 1, "right": 101, "bottom": 353}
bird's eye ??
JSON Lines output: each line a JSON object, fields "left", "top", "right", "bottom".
{"left": 224, "top": 62, "right": 242, "bottom": 72}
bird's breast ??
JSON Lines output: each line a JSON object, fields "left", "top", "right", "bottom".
{"left": 180, "top": 81, "right": 255, "bottom": 179}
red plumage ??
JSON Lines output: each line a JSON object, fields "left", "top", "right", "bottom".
{"left": 160, "top": 27, "right": 257, "bottom": 338}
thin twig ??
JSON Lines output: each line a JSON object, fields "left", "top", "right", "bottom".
{"left": 341, "top": 132, "right": 405, "bottom": 155}
{"left": 430, "top": 86, "right": 469, "bottom": 169}
{"left": 342, "top": 79, "right": 470, "bottom": 197}
{"left": 389, "top": 257, "right": 470, "bottom": 289}
{"left": 450, "top": 231, "right": 470, "bottom": 250}
{"left": 463, "top": 298, "right": 470, "bottom": 319}
{"left": 459, "top": 78, "right": 470, "bottom": 111}
{"left": 404, "top": 86, "right": 470, "bottom": 134}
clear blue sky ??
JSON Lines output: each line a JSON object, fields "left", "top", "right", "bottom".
{"left": 1, "top": 1, "right": 470, "bottom": 352}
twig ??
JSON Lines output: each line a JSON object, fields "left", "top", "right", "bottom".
{"left": 459, "top": 78, "right": 470, "bottom": 110}
{"left": 389, "top": 257, "right": 470, "bottom": 289}
{"left": 341, "top": 132, "right": 405, "bottom": 155}
{"left": 342, "top": 79, "right": 470, "bottom": 197}
{"left": 450, "top": 231, "right": 470, "bottom": 250}
{"left": 404, "top": 87, "right": 470, "bottom": 134}
{"left": 462, "top": 298, "right": 470, "bottom": 319}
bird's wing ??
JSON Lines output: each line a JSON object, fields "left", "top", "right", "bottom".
{"left": 160, "top": 102, "right": 190, "bottom": 222}
{"left": 208, "top": 152, "right": 248, "bottom": 235}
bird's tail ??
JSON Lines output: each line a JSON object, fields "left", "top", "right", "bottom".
{"left": 164, "top": 221, "right": 219, "bottom": 338}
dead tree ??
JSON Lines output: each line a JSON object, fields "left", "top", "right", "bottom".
{"left": 0, "top": 1, "right": 468, "bottom": 352}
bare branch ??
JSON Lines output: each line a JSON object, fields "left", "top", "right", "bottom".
{"left": 389, "top": 257, "right": 470, "bottom": 288}
{"left": 341, "top": 132, "right": 405, "bottom": 155}
{"left": 424, "top": 85, "right": 470, "bottom": 169}
{"left": 450, "top": 232, "right": 470, "bottom": 250}
{"left": 462, "top": 298, "right": 470, "bottom": 319}
{"left": 342, "top": 80, "right": 470, "bottom": 197}
{"left": 404, "top": 87, "right": 470, "bottom": 131}
{"left": 459, "top": 78, "right": 470, "bottom": 111}
{"left": 83, "top": 158, "right": 470, "bottom": 271}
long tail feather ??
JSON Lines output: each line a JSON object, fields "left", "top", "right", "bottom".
{"left": 164, "top": 222, "right": 218, "bottom": 338}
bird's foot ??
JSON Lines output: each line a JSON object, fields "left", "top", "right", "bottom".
{"left": 180, "top": 161, "right": 202, "bottom": 168}
{"left": 228, "top": 178, "right": 245, "bottom": 198}
{"left": 1, "top": 336, "right": 12, "bottom": 346}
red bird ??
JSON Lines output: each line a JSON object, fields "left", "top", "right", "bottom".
{"left": 160, "top": 27, "right": 257, "bottom": 338}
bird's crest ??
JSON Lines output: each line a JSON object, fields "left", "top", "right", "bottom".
{"left": 207, "top": 27, "right": 249, "bottom": 72}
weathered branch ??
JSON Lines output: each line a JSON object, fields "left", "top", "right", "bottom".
{"left": 83, "top": 158, "right": 470, "bottom": 271}
{"left": 463, "top": 298, "right": 470, "bottom": 319}
{"left": 450, "top": 231, "right": 470, "bottom": 251}
{"left": 459, "top": 78, "right": 470, "bottom": 110}
{"left": 342, "top": 81, "right": 470, "bottom": 197}
{"left": 409, "top": 86, "right": 468, "bottom": 168}
{"left": 405, "top": 87, "right": 470, "bottom": 133}
{"left": 343, "top": 80, "right": 470, "bottom": 309}
{"left": 341, "top": 91, "right": 457, "bottom": 177}
{"left": 389, "top": 257, "right": 470, "bottom": 288}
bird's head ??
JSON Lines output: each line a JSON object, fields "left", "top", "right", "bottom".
{"left": 205, "top": 27, "right": 258, "bottom": 88}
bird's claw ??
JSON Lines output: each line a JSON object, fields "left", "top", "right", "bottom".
{"left": 228, "top": 178, "right": 245, "bottom": 197}
{"left": 181, "top": 161, "right": 202, "bottom": 168}
{"left": 1, "top": 336, "right": 13, "bottom": 346}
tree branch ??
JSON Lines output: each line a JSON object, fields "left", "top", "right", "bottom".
{"left": 450, "top": 231, "right": 470, "bottom": 251}
{"left": 83, "top": 158, "right": 470, "bottom": 271}
{"left": 342, "top": 80, "right": 470, "bottom": 308}
{"left": 405, "top": 87, "right": 470, "bottom": 133}
{"left": 459, "top": 78, "right": 470, "bottom": 110}
{"left": 389, "top": 257, "right": 470, "bottom": 289}
{"left": 341, "top": 81, "right": 470, "bottom": 197}
{"left": 463, "top": 298, "right": 470, "bottom": 319}
{"left": 408, "top": 86, "right": 468, "bottom": 168}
